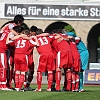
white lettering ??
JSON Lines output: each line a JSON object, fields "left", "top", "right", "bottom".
{"left": 6, "top": 6, "right": 26, "bottom": 15}
{"left": 28, "top": 6, "right": 41, "bottom": 15}
{"left": 42, "top": 7, "right": 59, "bottom": 16}
{"left": 61, "top": 7, "right": 88, "bottom": 17}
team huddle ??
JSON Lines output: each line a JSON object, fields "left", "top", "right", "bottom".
{"left": 0, "top": 14, "right": 89, "bottom": 92}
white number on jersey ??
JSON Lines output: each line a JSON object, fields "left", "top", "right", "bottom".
{"left": 16, "top": 40, "right": 26, "bottom": 48}
{"left": 38, "top": 37, "right": 48, "bottom": 45}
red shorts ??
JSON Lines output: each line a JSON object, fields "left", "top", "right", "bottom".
{"left": 56, "top": 50, "right": 73, "bottom": 69}
{"left": 37, "top": 53, "right": 55, "bottom": 72}
{"left": 14, "top": 54, "right": 28, "bottom": 72}
{"left": 28, "top": 54, "right": 34, "bottom": 72}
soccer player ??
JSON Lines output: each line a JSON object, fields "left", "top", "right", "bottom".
{"left": 6, "top": 26, "right": 38, "bottom": 91}
{"left": 68, "top": 38, "right": 81, "bottom": 92}
{"left": 24, "top": 25, "right": 38, "bottom": 91}
{"left": 51, "top": 31, "right": 73, "bottom": 92}
{"left": 75, "top": 37, "right": 89, "bottom": 92}
{"left": 64, "top": 30, "right": 89, "bottom": 92}
{"left": 0, "top": 14, "right": 25, "bottom": 89}
{"left": 34, "top": 28, "right": 56, "bottom": 92}
{"left": 0, "top": 14, "right": 24, "bottom": 34}
{"left": 0, "top": 30, "right": 12, "bottom": 90}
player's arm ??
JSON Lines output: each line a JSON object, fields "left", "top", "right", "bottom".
{"left": 30, "top": 36, "right": 39, "bottom": 46}
{"left": 22, "top": 36, "right": 31, "bottom": 40}
{"left": 1, "top": 23, "right": 18, "bottom": 36}
{"left": 11, "top": 34, "right": 26, "bottom": 40}
{"left": 10, "top": 29, "right": 18, "bottom": 36}
{"left": 36, "top": 33, "right": 49, "bottom": 36}
{"left": 6, "top": 32, "right": 13, "bottom": 44}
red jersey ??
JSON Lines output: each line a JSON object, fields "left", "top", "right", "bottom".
{"left": 52, "top": 39, "right": 71, "bottom": 52}
{"left": 14, "top": 38, "right": 36, "bottom": 54}
{"left": 0, "top": 31, "right": 9, "bottom": 52}
{"left": 3, "top": 23, "right": 16, "bottom": 33}
{"left": 36, "top": 36, "right": 54, "bottom": 54}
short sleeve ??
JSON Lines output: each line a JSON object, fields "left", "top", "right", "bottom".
{"left": 8, "top": 23, "right": 15, "bottom": 29}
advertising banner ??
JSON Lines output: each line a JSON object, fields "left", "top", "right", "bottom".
{"left": 0, "top": 3, "right": 100, "bottom": 20}
{"left": 84, "top": 70, "right": 100, "bottom": 84}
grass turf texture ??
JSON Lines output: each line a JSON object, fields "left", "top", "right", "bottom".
{"left": 0, "top": 85, "right": 100, "bottom": 100}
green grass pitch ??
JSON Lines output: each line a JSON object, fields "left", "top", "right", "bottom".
{"left": 0, "top": 85, "right": 100, "bottom": 100}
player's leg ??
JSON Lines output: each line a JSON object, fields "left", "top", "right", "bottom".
{"left": 8, "top": 56, "right": 15, "bottom": 89}
{"left": 71, "top": 71, "right": 75, "bottom": 92}
{"left": 26, "top": 62, "right": 34, "bottom": 89}
{"left": 19, "top": 71, "right": 26, "bottom": 90}
{"left": 35, "top": 71, "right": 42, "bottom": 92}
{"left": 15, "top": 71, "right": 20, "bottom": 91}
{"left": 35, "top": 54, "right": 47, "bottom": 92}
{"left": 47, "top": 71, "right": 53, "bottom": 91}
{"left": 0, "top": 53, "right": 11, "bottom": 90}
{"left": 79, "top": 72, "right": 84, "bottom": 92}
{"left": 51, "top": 70, "right": 56, "bottom": 91}
{"left": 75, "top": 72, "right": 80, "bottom": 92}
{"left": 65, "top": 69, "right": 71, "bottom": 91}
{"left": 55, "top": 68, "right": 61, "bottom": 91}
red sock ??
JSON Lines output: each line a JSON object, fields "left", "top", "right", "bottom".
{"left": 75, "top": 73, "right": 79, "bottom": 91}
{"left": 55, "top": 71, "right": 61, "bottom": 91}
{"left": 71, "top": 72, "right": 75, "bottom": 91}
{"left": 47, "top": 72, "right": 53, "bottom": 89}
{"left": 51, "top": 71, "right": 56, "bottom": 88}
{"left": 37, "top": 72, "right": 42, "bottom": 89}
{"left": 15, "top": 73, "right": 19, "bottom": 88}
{"left": 19, "top": 74, "right": 25, "bottom": 89}
{"left": 1, "top": 82, "right": 7, "bottom": 88}
{"left": 1, "top": 68, "right": 6, "bottom": 82}
{"left": 66, "top": 70, "right": 71, "bottom": 91}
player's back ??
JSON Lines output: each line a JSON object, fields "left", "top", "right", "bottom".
{"left": 14, "top": 37, "right": 30, "bottom": 54}
{"left": 36, "top": 36, "right": 53, "bottom": 54}
{"left": 58, "top": 40, "right": 71, "bottom": 51}
{"left": 52, "top": 39, "right": 71, "bottom": 52}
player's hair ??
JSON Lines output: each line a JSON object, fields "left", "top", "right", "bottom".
{"left": 14, "top": 14, "right": 24, "bottom": 24}
{"left": 20, "top": 23, "right": 29, "bottom": 30}
{"left": 36, "top": 28, "right": 43, "bottom": 35}
{"left": 22, "top": 30, "right": 30, "bottom": 35}
{"left": 13, "top": 26, "right": 24, "bottom": 33}
{"left": 30, "top": 25, "right": 38, "bottom": 32}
